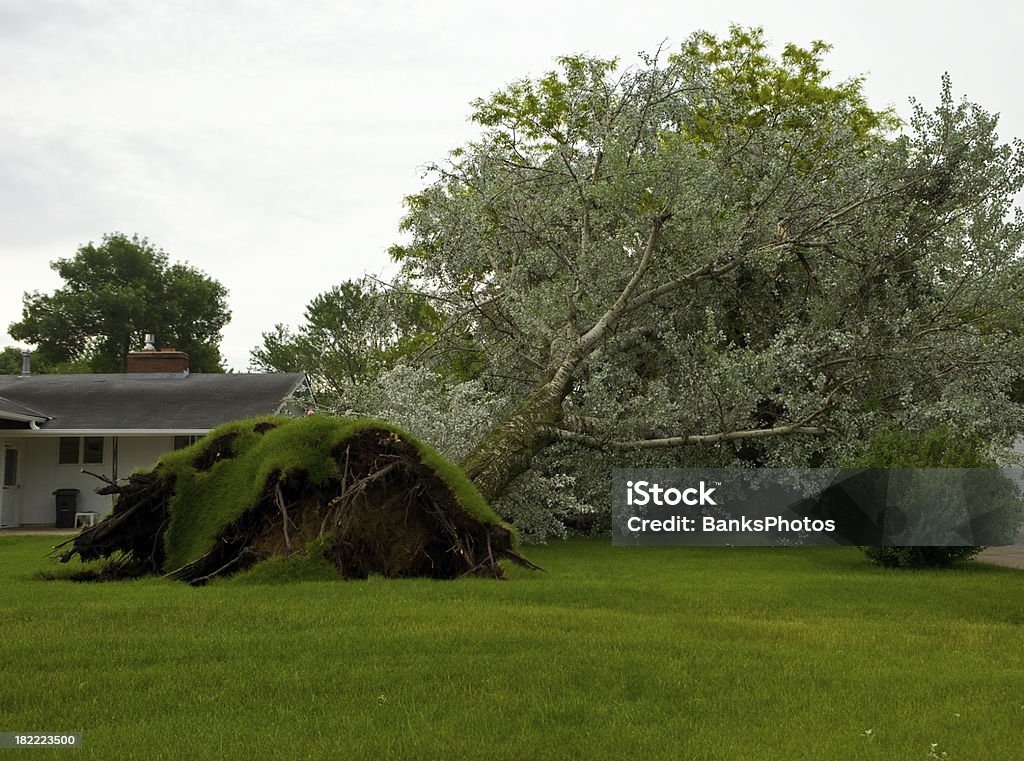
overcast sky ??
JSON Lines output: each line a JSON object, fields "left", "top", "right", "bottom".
{"left": 2, "top": 1, "right": 1020, "bottom": 371}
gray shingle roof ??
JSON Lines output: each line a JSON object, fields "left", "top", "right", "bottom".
{"left": 0, "top": 373, "right": 308, "bottom": 430}
{"left": 0, "top": 395, "right": 50, "bottom": 421}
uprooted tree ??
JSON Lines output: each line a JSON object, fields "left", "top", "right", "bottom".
{"left": 248, "top": 28, "right": 1024, "bottom": 542}
{"left": 57, "top": 416, "right": 535, "bottom": 583}
{"left": 374, "top": 27, "right": 1024, "bottom": 504}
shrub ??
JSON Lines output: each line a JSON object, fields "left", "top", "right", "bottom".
{"left": 851, "top": 427, "right": 1023, "bottom": 567}
{"left": 861, "top": 545, "right": 981, "bottom": 568}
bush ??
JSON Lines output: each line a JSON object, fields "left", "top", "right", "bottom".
{"left": 860, "top": 545, "right": 981, "bottom": 568}
{"left": 851, "top": 427, "right": 1023, "bottom": 568}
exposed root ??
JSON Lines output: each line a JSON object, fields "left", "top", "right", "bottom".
{"left": 58, "top": 422, "right": 535, "bottom": 583}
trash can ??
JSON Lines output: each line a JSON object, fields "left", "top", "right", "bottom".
{"left": 53, "top": 488, "right": 80, "bottom": 529}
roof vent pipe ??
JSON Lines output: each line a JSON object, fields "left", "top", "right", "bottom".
{"left": 143, "top": 334, "right": 156, "bottom": 351}
{"left": 20, "top": 349, "right": 30, "bottom": 376}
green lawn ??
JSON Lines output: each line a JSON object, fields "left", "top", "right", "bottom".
{"left": 1, "top": 536, "right": 1022, "bottom": 760}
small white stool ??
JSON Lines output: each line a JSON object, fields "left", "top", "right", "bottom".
{"left": 74, "top": 511, "right": 98, "bottom": 528}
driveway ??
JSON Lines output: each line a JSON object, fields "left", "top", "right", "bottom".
{"left": 977, "top": 545, "right": 1024, "bottom": 570}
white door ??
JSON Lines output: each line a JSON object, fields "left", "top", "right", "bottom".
{"left": 1, "top": 444, "right": 21, "bottom": 528}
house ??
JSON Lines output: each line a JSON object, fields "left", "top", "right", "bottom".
{"left": 0, "top": 346, "right": 311, "bottom": 528}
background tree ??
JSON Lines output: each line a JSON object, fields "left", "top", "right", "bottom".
{"left": 250, "top": 276, "right": 473, "bottom": 396}
{"left": 386, "top": 26, "right": 1024, "bottom": 503}
{"left": 0, "top": 346, "right": 53, "bottom": 374}
{"left": 9, "top": 233, "right": 231, "bottom": 373}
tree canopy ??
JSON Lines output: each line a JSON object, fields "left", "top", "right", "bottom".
{"left": 391, "top": 27, "right": 1024, "bottom": 501}
{"left": 257, "top": 27, "right": 1024, "bottom": 526}
{"left": 9, "top": 233, "right": 231, "bottom": 373}
{"left": 250, "top": 277, "right": 449, "bottom": 395}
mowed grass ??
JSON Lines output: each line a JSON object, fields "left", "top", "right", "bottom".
{"left": 1, "top": 537, "right": 1022, "bottom": 760}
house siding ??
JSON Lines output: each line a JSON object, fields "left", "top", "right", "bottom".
{"left": 0, "top": 434, "right": 176, "bottom": 526}
{"left": 0, "top": 371, "right": 310, "bottom": 528}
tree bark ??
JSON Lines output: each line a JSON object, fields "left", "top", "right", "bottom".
{"left": 460, "top": 216, "right": 667, "bottom": 501}
{"left": 459, "top": 377, "right": 567, "bottom": 502}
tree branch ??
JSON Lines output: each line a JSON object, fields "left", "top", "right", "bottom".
{"left": 540, "top": 423, "right": 827, "bottom": 450}
{"left": 576, "top": 214, "right": 668, "bottom": 355}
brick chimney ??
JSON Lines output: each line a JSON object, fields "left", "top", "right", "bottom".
{"left": 127, "top": 334, "right": 190, "bottom": 375}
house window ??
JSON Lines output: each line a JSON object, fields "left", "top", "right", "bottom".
{"left": 2, "top": 447, "right": 17, "bottom": 487}
{"left": 173, "top": 435, "right": 199, "bottom": 450}
{"left": 58, "top": 437, "right": 80, "bottom": 464}
{"left": 58, "top": 436, "right": 104, "bottom": 465}
{"left": 83, "top": 437, "right": 104, "bottom": 464}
